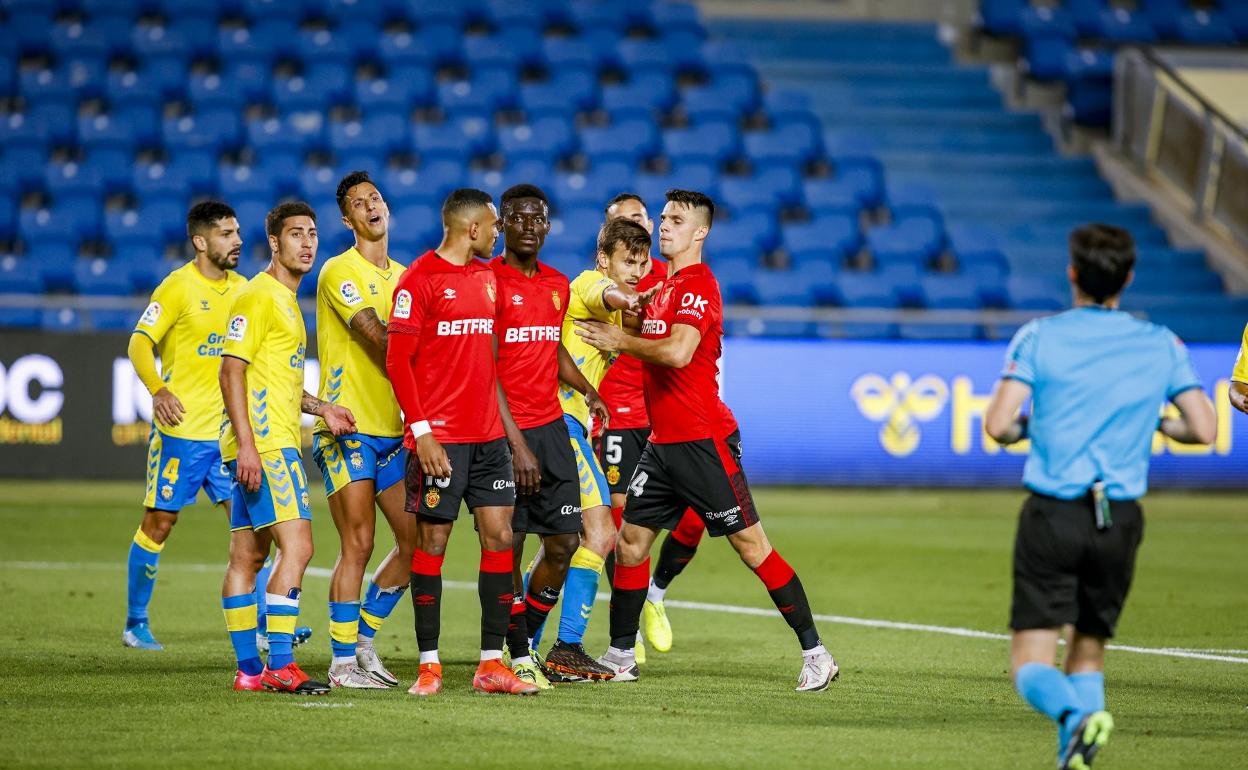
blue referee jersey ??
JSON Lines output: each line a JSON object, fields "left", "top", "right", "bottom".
{"left": 1002, "top": 306, "right": 1202, "bottom": 500}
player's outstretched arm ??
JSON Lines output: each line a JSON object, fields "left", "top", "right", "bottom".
{"left": 349, "top": 307, "right": 388, "bottom": 354}
{"left": 602, "top": 284, "right": 642, "bottom": 313}
{"left": 574, "top": 320, "right": 701, "bottom": 369}
{"left": 1163, "top": 387, "right": 1216, "bottom": 444}
{"left": 302, "top": 391, "right": 356, "bottom": 436}
{"left": 985, "top": 378, "right": 1032, "bottom": 445}
{"left": 220, "top": 355, "right": 261, "bottom": 492}
{"left": 127, "top": 333, "right": 184, "bottom": 428}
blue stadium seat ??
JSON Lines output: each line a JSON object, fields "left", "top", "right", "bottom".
{"left": 713, "top": 256, "right": 759, "bottom": 305}
{"left": 162, "top": 113, "right": 229, "bottom": 154}
{"left": 91, "top": 308, "right": 139, "bottom": 332}
{"left": 77, "top": 112, "right": 135, "bottom": 154}
{"left": 834, "top": 272, "right": 900, "bottom": 308}
{"left": 1094, "top": 6, "right": 1158, "bottom": 42}
{"left": 601, "top": 81, "right": 677, "bottom": 118}
{"left": 497, "top": 116, "right": 577, "bottom": 163}
{"left": 51, "top": 19, "right": 111, "bottom": 62}
{"left": 131, "top": 21, "right": 191, "bottom": 60}
{"left": 1007, "top": 276, "right": 1067, "bottom": 310}
{"left": 44, "top": 159, "right": 103, "bottom": 199}
{"left": 217, "top": 20, "right": 299, "bottom": 65}
{"left": 803, "top": 178, "right": 865, "bottom": 217}
{"left": 0, "top": 307, "right": 40, "bottom": 329}
{"left": 0, "top": 256, "right": 43, "bottom": 294}
{"left": 867, "top": 216, "right": 944, "bottom": 268}
{"left": 357, "top": 68, "right": 435, "bottom": 111}
{"left": 0, "top": 195, "right": 14, "bottom": 242}
{"left": 979, "top": 0, "right": 1027, "bottom": 36}
{"left": 579, "top": 119, "right": 660, "bottom": 166}
{"left": 106, "top": 68, "right": 162, "bottom": 110}
{"left": 919, "top": 274, "right": 981, "bottom": 310}
{"left": 662, "top": 121, "right": 741, "bottom": 166}
{"left": 551, "top": 205, "right": 602, "bottom": 255}
{"left": 754, "top": 268, "right": 816, "bottom": 307}
{"left": 218, "top": 164, "right": 276, "bottom": 201}
{"left": 898, "top": 323, "right": 980, "bottom": 341}
{"left": 463, "top": 27, "right": 545, "bottom": 71}
{"left": 329, "top": 114, "right": 410, "bottom": 158}
{"left": 40, "top": 306, "right": 82, "bottom": 332}
{"left": 413, "top": 121, "right": 478, "bottom": 165}
{"left": 542, "top": 35, "right": 612, "bottom": 74}
{"left": 188, "top": 71, "right": 247, "bottom": 112}
{"left": 783, "top": 215, "right": 861, "bottom": 267}
{"left": 1065, "top": 0, "right": 1108, "bottom": 38}
{"left": 1020, "top": 5, "right": 1077, "bottom": 82}
{"left": 1175, "top": 9, "right": 1237, "bottom": 44}
{"left": 377, "top": 29, "right": 437, "bottom": 69}
{"left": 744, "top": 121, "right": 822, "bottom": 167}
{"left": 831, "top": 157, "right": 885, "bottom": 208}
{"left": 32, "top": 243, "right": 78, "bottom": 293}
{"left": 74, "top": 258, "right": 134, "bottom": 296}
{"left": 140, "top": 199, "right": 192, "bottom": 245}
{"left": 438, "top": 67, "right": 520, "bottom": 114}
{"left": 1220, "top": 0, "right": 1248, "bottom": 39}
{"left": 1140, "top": 0, "right": 1186, "bottom": 39}
{"left": 60, "top": 55, "right": 109, "bottom": 101}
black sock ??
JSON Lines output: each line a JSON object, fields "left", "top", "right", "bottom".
{"left": 506, "top": 597, "right": 530, "bottom": 659}
{"left": 653, "top": 533, "right": 698, "bottom": 590}
{"left": 479, "top": 548, "right": 514, "bottom": 652}
{"left": 609, "top": 558, "right": 650, "bottom": 650}
{"left": 754, "top": 550, "right": 821, "bottom": 650}
{"left": 524, "top": 583, "right": 558, "bottom": 642}
{"left": 410, "top": 548, "right": 444, "bottom": 653}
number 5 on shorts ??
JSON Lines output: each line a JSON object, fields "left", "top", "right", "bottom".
{"left": 604, "top": 435, "right": 623, "bottom": 465}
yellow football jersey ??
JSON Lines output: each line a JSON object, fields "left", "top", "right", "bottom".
{"left": 559, "top": 269, "right": 623, "bottom": 431}
{"left": 1233, "top": 323, "right": 1248, "bottom": 383}
{"left": 219, "top": 271, "right": 307, "bottom": 462}
{"left": 133, "top": 261, "right": 247, "bottom": 441}
{"left": 314, "top": 247, "right": 405, "bottom": 437}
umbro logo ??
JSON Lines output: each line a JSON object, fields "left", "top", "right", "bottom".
{"left": 511, "top": 294, "right": 523, "bottom": 304}
{"left": 443, "top": 288, "right": 456, "bottom": 300}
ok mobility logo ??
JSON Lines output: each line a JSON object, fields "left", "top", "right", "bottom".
{"left": 849, "top": 372, "right": 1234, "bottom": 458}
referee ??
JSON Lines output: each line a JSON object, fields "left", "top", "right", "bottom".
{"left": 985, "top": 224, "right": 1215, "bottom": 770}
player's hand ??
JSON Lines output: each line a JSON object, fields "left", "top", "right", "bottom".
{"left": 586, "top": 387, "right": 610, "bottom": 431}
{"left": 236, "top": 443, "right": 263, "bottom": 493}
{"left": 637, "top": 285, "right": 661, "bottom": 307}
{"left": 151, "top": 387, "right": 185, "bottom": 428}
{"left": 416, "top": 433, "right": 453, "bottom": 480}
{"left": 511, "top": 438, "right": 540, "bottom": 495}
{"left": 574, "top": 319, "right": 625, "bottom": 352}
{"left": 321, "top": 404, "right": 356, "bottom": 436}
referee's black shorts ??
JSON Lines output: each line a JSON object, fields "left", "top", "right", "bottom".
{"left": 1010, "top": 491, "right": 1145, "bottom": 638}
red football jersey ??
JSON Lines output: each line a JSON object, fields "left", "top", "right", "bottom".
{"left": 385, "top": 251, "right": 503, "bottom": 446}
{"left": 597, "top": 260, "right": 668, "bottom": 432}
{"left": 641, "top": 262, "right": 737, "bottom": 444}
{"left": 490, "top": 257, "right": 570, "bottom": 431}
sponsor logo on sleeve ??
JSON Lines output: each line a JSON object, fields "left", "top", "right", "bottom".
{"left": 138, "top": 302, "right": 162, "bottom": 327}
{"left": 393, "top": 290, "right": 412, "bottom": 319}
{"left": 339, "top": 280, "right": 363, "bottom": 306}
{"left": 226, "top": 315, "right": 247, "bottom": 342}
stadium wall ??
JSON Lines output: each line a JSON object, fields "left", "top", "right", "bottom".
{"left": 1, "top": 333, "right": 1243, "bottom": 488}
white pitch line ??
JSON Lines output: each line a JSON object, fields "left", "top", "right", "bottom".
{"left": 6, "top": 560, "right": 1246, "bottom": 666}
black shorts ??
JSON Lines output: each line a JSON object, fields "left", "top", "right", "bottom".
{"left": 596, "top": 427, "right": 650, "bottom": 496}
{"left": 513, "top": 418, "right": 582, "bottom": 536}
{"left": 404, "top": 438, "right": 515, "bottom": 520}
{"left": 1010, "top": 492, "right": 1145, "bottom": 638}
{"left": 622, "top": 430, "right": 760, "bottom": 538}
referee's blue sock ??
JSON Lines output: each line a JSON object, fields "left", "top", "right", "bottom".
{"left": 1015, "top": 663, "right": 1085, "bottom": 738}
{"left": 557, "top": 547, "right": 603, "bottom": 645}
{"left": 1062, "top": 672, "right": 1105, "bottom": 748}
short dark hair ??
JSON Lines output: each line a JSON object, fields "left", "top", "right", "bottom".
{"left": 336, "top": 170, "right": 374, "bottom": 217}
{"left": 597, "top": 218, "right": 651, "bottom": 257}
{"left": 186, "top": 200, "right": 237, "bottom": 238}
{"left": 1069, "top": 223, "right": 1136, "bottom": 303}
{"left": 442, "top": 188, "right": 494, "bottom": 224}
{"left": 266, "top": 201, "right": 317, "bottom": 238}
{"left": 604, "top": 193, "right": 644, "bottom": 217}
{"left": 665, "top": 188, "right": 714, "bottom": 228}
{"left": 501, "top": 184, "right": 548, "bottom": 211}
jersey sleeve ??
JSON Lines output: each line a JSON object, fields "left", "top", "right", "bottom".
{"left": 221, "top": 288, "right": 270, "bottom": 364}
{"left": 669, "top": 273, "right": 719, "bottom": 336}
{"left": 318, "top": 260, "right": 368, "bottom": 326}
{"left": 1167, "top": 331, "right": 1203, "bottom": 399}
{"left": 1001, "top": 320, "right": 1039, "bottom": 385}
{"left": 1231, "top": 324, "right": 1248, "bottom": 385}
{"left": 572, "top": 271, "right": 617, "bottom": 318}
{"left": 133, "top": 276, "right": 184, "bottom": 345}
{"left": 385, "top": 274, "right": 428, "bottom": 431}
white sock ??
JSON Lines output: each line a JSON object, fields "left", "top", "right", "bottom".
{"left": 480, "top": 649, "right": 503, "bottom": 661}
{"left": 512, "top": 655, "right": 533, "bottom": 666}
{"left": 419, "top": 650, "right": 440, "bottom": 665}
{"left": 646, "top": 580, "right": 667, "bottom": 604}
{"left": 803, "top": 643, "right": 828, "bottom": 658}
{"left": 606, "top": 645, "right": 634, "bottom": 661}
{"left": 356, "top": 636, "right": 373, "bottom": 649}
{"left": 331, "top": 655, "right": 356, "bottom": 667}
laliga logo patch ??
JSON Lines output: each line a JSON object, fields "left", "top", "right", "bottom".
{"left": 226, "top": 315, "right": 247, "bottom": 342}
{"left": 340, "top": 280, "right": 363, "bottom": 306}
{"left": 850, "top": 373, "right": 949, "bottom": 458}
{"left": 350, "top": 451, "right": 364, "bottom": 470}
{"left": 301, "top": 491, "right": 310, "bottom": 509}
{"left": 606, "top": 465, "right": 620, "bottom": 485}
{"left": 551, "top": 290, "right": 561, "bottom": 310}
{"left": 139, "top": 302, "right": 162, "bottom": 327}
{"left": 160, "top": 484, "right": 174, "bottom": 501}
{"left": 393, "top": 289, "right": 412, "bottom": 319}
{"left": 424, "top": 487, "right": 441, "bottom": 509}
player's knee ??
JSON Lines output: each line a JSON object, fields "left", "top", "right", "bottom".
{"left": 342, "top": 528, "right": 375, "bottom": 563}
{"left": 730, "top": 538, "right": 770, "bottom": 570}
{"left": 543, "top": 533, "right": 579, "bottom": 566}
{"left": 143, "top": 512, "right": 176, "bottom": 542}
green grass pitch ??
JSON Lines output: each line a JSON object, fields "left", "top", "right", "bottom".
{"left": 1, "top": 481, "right": 1245, "bottom": 768}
